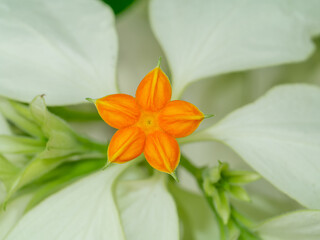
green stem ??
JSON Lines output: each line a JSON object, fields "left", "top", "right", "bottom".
{"left": 180, "top": 154, "right": 227, "bottom": 240}
{"left": 231, "top": 206, "right": 261, "bottom": 240}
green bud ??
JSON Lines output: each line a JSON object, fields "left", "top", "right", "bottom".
{"left": 0, "top": 96, "right": 105, "bottom": 204}
{"left": 0, "top": 135, "right": 45, "bottom": 154}
{"left": 212, "top": 188, "right": 230, "bottom": 224}
{"left": 228, "top": 185, "right": 250, "bottom": 202}
{"left": 223, "top": 170, "right": 260, "bottom": 184}
{"left": 208, "top": 166, "right": 221, "bottom": 183}
{"left": 0, "top": 155, "right": 20, "bottom": 191}
{"left": 203, "top": 178, "right": 216, "bottom": 196}
{"left": 0, "top": 98, "right": 43, "bottom": 138}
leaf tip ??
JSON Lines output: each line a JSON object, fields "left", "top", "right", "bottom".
{"left": 102, "top": 161, "right": 111, "bottom": 170}
{"left": 204, "top": 114, "right": 214, "bottom": 119}
{"left": 86, "top": 98, "right": 96, "bottom": 104}
{"left": 170, "top": 172, "right": 179, "bottom": 182}
{"left": 157, "top": 56, "right": 162, "bottom": 68}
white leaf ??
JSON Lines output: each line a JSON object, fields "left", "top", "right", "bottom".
{"left": 0, "top": 0, "right": 118, "bottom": 106}
{"left": 256, "top": 210, "right": 320, "bottom": 240}
{"left": 198, "top": 84, "right": 320, "bottom": 209}
{"left": 116, "top": 0, "right": 166, "bottom": 95}
{"left": 116, "top": 173, "right": 179, "bottom": 240}
{"left": 5, "top": 165, "right": 129, "bottom": 240}
{"left": 289, "top": 1, "right": 320, "bottom": 36}
{"left": 149, "top": 0, "right": 320, "bottom": 97}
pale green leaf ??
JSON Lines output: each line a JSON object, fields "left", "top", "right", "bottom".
{"left": 0, "top": 0, "right": 118, "bottom": 106}
{"left": 5, "top": 165, "right": 129, "bottom": 240}
{"left": 256, "top": 210, "right": 320, "bottom": 240}
{"left": 150, "top": 0, "right": 320, "bottom": 98}
{"left": 116, "top": 173, "right": 179, "bottom": 240}
{"left": 198, "top": 84, "right": 320, "bottom": 209}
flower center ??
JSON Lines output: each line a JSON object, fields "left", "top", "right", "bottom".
{"left": 136, "top": 111, "right": 160, "bottom": 134}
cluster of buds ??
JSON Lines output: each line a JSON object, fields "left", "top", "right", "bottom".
{"left": 202, "top": 162, "right": 260, "bottom": 224}
{"left": 0, "top": 96, "right": 103, "bottom": 206}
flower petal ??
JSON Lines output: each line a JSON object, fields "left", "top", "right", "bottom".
{"left": 95, "top": 94, "right": 141, "bottom": 129}
{"left": 192, "top": 84, "right": 320, "bottom": 209}
{"left": 0, "top": 0, "right": 118, "bottom": 105}
{"left": 158, "top": 100, "right": 204, "bottom": 138}
{"left": 144, "top": 131, "right": 180, "bottom": 173}
{"left": 108, "top": 127, "right": 145, "bottom": 163}
{"left": 135, "top": 67, "right": 172, "bottom": 111}
{"left": 150, "top": 0, "right": 320, "bottom": 98}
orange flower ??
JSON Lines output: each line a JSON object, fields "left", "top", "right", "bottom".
{"left": 90, "top": 60, "right": 207, "bottom": 175}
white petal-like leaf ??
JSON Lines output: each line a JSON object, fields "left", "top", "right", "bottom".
{"left": 150, "top": 0, "right": 320, "bottom": 97}
{"left": 0, "top": 0, "right": 118, "bottom": 106}
{"left": 116, "top": 173, "right": 179, "bottom": 240}
{"left": 197, "top": 84, "right": 320, "bottom": 209}
{"left": 5, "top": 165, "right": 129, "bottom": 240}
{"left": 256, "top": 210, "right": 320, "bottom": 240}
{"left": 0, "top": 195, "right": 32, "bottom": 239}
{"left": 116, "top": 0, "right": 166, "bottom": 95}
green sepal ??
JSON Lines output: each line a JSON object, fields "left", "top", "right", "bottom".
{"left": 0, "top": 155, "right": 20, "bottom": 191}
{"left": 0, "top": 98, "right": 43, "bottom": 138}
{"left": 228, "top": 185, "right": 250, "bottom": 202}
{"left": 203, "top": 178, "right": 216, "bottom": 196}
{"left": 224, "top": 171, "right": 261, "bottom": 184}
{"left": 212, "top": 188, "right": 230, "bottom": 224}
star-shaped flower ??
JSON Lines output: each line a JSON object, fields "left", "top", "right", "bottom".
{"left": 89, "top": 60, "right": 207, "bottom": 175}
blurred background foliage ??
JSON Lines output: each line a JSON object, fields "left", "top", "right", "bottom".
{"left": 101, "top": 0, "right": 135, "bottom": 14}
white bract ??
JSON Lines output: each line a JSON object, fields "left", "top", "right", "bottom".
{"left": 195, "top": 84, "right": 320, "bottom": 209}
{"left": 3, "top": 165, "right": 179, "bottom": 240}
{"left": 0, "top": 0, "right": 118, "bottom": 105}
{"left": 256, "top": 210, "right": 320, "bottom": 240}
{"left": 4, "top": 165, "right": 128, "bottom": 240}
{"left": 116, "top": 173, "right": 179, "bottom": 240}
{"left": 150, "top": 0, "right": 320, "bottom": 97}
